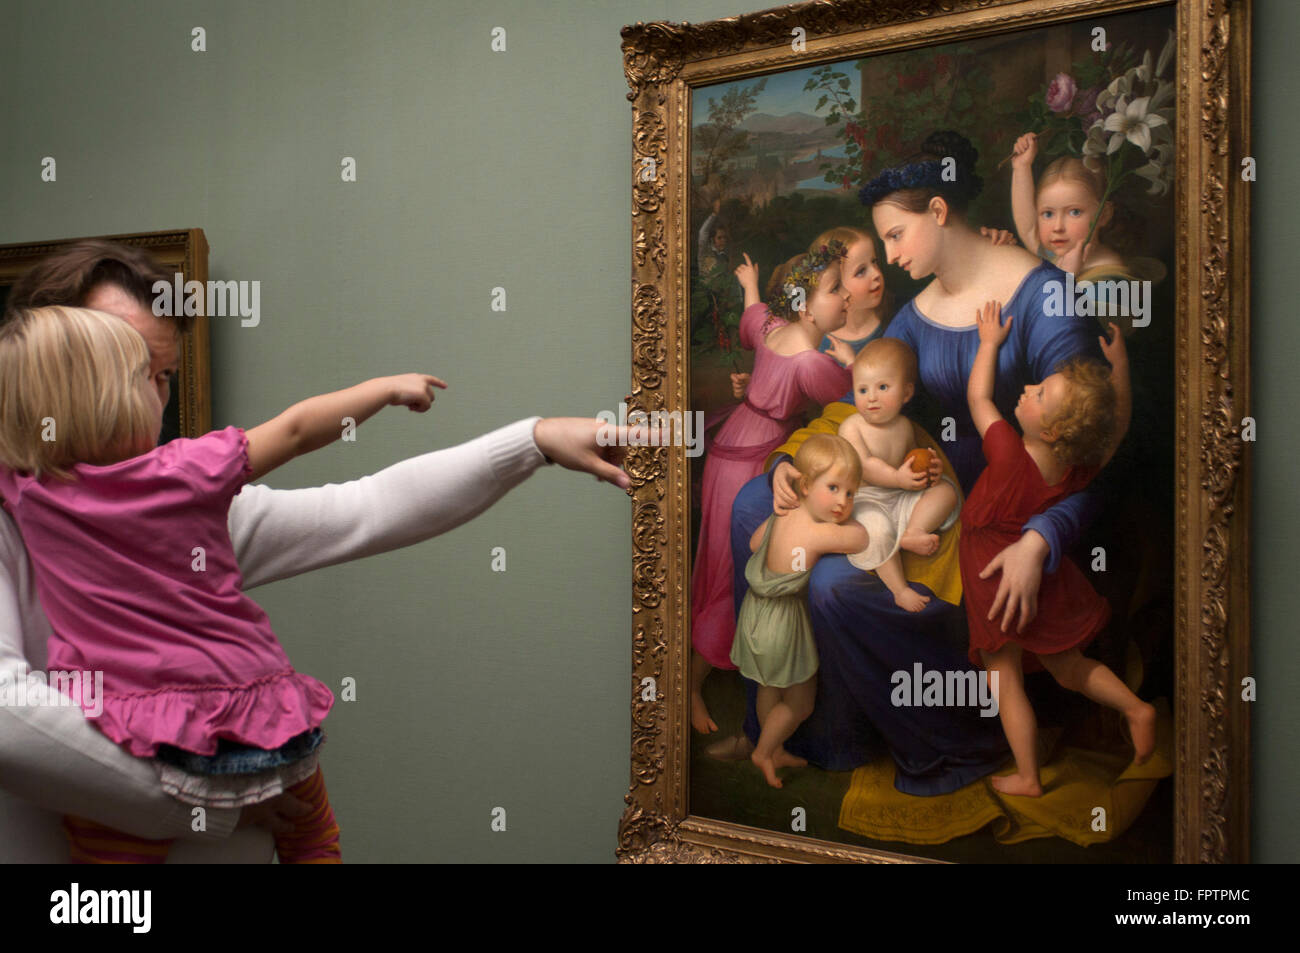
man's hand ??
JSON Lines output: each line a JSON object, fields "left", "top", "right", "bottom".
{"left": 236, "top": 791, "right": 313, "bottom": 835}
{"left": 978, "top": 530, "right": 1050, "bottom": 633}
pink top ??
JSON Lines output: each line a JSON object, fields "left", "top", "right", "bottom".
{"left": 0, "top": 427, "right": 334, "bottom": 758}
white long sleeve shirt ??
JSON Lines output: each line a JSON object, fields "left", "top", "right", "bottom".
{"left": 0, "top": 416, "right": 548, "bottom": 862}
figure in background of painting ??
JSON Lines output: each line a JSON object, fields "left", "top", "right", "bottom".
{"left": 1009, "top": 133, "right": 1166, "bottom": 319}
{"left": 689, "top": 244, "right": 854, "bottom": 735}
{"left": 732, "top": 435, "right": 867, "bottom": 788}
{"left": 962, "top": 300, "right": 1155, "bottom": 797}
{"left": 698, "top": 198, "right": 733, "bottom": 278}
{"left": 837, "top": 338, "right": 960, "bottom": 611}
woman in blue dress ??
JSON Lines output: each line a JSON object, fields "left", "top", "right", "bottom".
{"left": 726, "top": 131, "right": 1110, "bottom": 794}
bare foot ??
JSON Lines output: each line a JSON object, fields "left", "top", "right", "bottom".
{"left": 900, "top": 532, "right": 940, "bottom": 556}
{"left": 893, "top": 587, "right": 931, "bottom": 612}
{"left": 691, "top": 692, "right": 719, "bottom": 734}
{"left": 991, "top": 773, "right": 1043, "bottom": 797}
{"left": 772, "top": 747, "right": 808, "bottom": 769}
{"left": 1126, "top": 701, "right": 1157, "bottom": 765}
{"left": 752, "top": 750, "right": 783, "bottom": 788}
{"left": 705, "top": 734, "right": 754, "bottom": 760}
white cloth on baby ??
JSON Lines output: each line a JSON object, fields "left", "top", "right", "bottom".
{"left": 846, "top": 476, "right": 960, "bottom": 571}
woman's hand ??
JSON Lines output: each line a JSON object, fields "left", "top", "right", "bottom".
{"left": 734, "top": 253, "right": 760, "bottom": 294}
{"left": 825, "top": 334, "right": 856, "bottom": 368}
{"left": 730, "top": 372, "right": 751, "bottom": 399}
{"left": 388, "top": 373, "right": 448, "bottom": 411}
{"left": 772, "top": 461, "right": 802, "bottom": 515}
{"left": 1011, "top": 132, "right": 1038, "bottom": 170}
{"left": 979, "top": 530, "right": 1050, "bottom": 633}
{"left": 533, "top": 417, "right": 655, "bottom": 490}
{"left": 979, "top": 227, "right": 1018, "bottom": 247}
{"left": 975, "top": 301, "right": 1014, "bottom": 347}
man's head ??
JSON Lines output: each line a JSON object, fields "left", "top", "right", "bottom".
{"left": 3, "top": 240, "right": 191, "bottom": 409}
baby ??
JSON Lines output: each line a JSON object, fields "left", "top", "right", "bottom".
{"left": 837, "top": 338, "right": 960, "bottom": 611}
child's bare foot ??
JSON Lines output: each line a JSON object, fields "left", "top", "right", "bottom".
{"left": 893, "top": 587, "right": 931, "bottom": 612}
{"left": 751, "top": 749, "right": 783, "bottom": 788}
{"left": 1126, "top": 701, "right": 1157, "bottom": 764}
{"left": 773, "top": 747, "right": 808, "bottom": 770}
{"left": 900, "top": 531, "right": 940, "bottom": 556}
{"left": 691, "top": 691, "right": 719, "bottom": 734}
{"left": 991, "top": 773, "right": 1043, "bottom": 797}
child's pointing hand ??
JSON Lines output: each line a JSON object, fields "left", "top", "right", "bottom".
{"left": 388, "top": 374, "right": 448, "bottom": 412}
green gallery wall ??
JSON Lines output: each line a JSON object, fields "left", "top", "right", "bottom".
{"left": 2, "top": 0, "right": 1294, "bottom": 862}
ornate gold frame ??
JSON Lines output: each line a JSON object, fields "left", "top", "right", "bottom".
{"left": 0, "top": 229, "right": 212, "bottom": 439}
{"left": 619, "top": 0, "right": 1251, "bottom": 863}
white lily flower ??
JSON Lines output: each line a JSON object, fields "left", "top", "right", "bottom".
{"left": 1104, "top": 95, "right": 1167, "bottom": 154}
{"left": 1135, "top": 50, "right": 1154, "bottom": 83}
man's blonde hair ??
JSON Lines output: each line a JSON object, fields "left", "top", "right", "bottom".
{"left": 0, "top": 306, "right": 156, "bottom": 482}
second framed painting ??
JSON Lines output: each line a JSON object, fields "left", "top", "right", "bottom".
{"left": 620, "top": 0, "right": 1251, "bottom": 863}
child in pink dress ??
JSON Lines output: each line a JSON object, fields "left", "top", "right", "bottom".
{"left": 690, "top": 243, "right": 854, "bottom": 734}
{"left": 0, "top": 305, "right": 445, "bottom": 862}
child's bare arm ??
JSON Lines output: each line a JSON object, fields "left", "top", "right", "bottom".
{"left": 1098, "top": 322, "right": 1131, "bottom": 469}
{"left": 1010, "top": 133, "right": 1040, "bottom": 254}
{"left": 749, "top": 516, "right": 771, "bottom": 555}
{"left": 734, "top": 253, "right": 762, "bottom": 310}
{"left": 245, "top": 374, "right": 446, "bottom": 481}
{"left": 968, "top": 301, "right": 1013, "bottom": 439}
{"left": 812, "top": 520, "right": 869, "bottom": 557}
{"left": 842, "top": 416, "right": 902, "bottom": 489}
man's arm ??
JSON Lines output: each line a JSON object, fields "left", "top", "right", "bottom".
{"left": 0, "top": 525, "right": 243, "bottom": 845}
{"left": 230, "top": 416, "right": 549, "bottom": 589}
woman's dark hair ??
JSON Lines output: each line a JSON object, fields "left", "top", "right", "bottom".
{"left": 859, "top": 130, "right": 983, "bottom": 218}
{"left": 2, "top": 239, "right": 191, "bottom": 333}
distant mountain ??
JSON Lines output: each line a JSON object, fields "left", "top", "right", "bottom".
{"left": 736, "top": 112, "right": 826, "bottom": 136}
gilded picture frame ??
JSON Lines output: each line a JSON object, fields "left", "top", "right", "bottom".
{"left": 619, "top": 0, "right": 1251, "bottom": 863}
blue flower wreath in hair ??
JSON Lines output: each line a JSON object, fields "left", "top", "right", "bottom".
{"left": 774, "top": 240, "right": 847, "bottom": 315}
{"left": 857, "top": 159, "right": 946, "bottom": 207}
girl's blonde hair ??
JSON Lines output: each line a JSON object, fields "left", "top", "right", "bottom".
{"left": 792, "top": 433, "right": 862, "bottom": 498}
{"left": 1042, "top": 358, "right": 1117, "bottom": 467}
{"left": 0, "top": 306, "right": 156, "bottom": 482}
{"left": 808, "top": 226, "right": 895, "bottom": 323}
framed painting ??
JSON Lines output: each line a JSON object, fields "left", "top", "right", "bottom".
{"left": 0, "top": 228, "right": 212, "bottom": 443}
{"left": 619, "top": 0, "right": 1251, "bottom": 863}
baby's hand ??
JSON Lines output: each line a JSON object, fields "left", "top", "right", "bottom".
{"left": 1011, "top": 132, "right": 1038, "bottom": 170}
{"left": 388, "top": 374, "right": 447, "bottom": 411}
{"left": 734, "top": 252, "right": 760, "bottom": 291}
{"left": 895, "top": 456, "right": 929, "bottom": 491}
{"left": 976, "top": 300, "right": 1014, "bottom": 347}
{"left": 1099, "top": 321, "right": 1128, "bottom": 369}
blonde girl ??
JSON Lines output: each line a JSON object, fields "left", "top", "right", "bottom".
{"left": 0, "top": 306, "right": 443, "bottom": 862}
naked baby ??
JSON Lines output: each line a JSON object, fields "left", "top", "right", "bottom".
{"left": 837, "top": 338, "right": 960, "bottom": 611}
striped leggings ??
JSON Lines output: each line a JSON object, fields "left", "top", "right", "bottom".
{"left": 63, "top": 766, "right": 341, "bottom": 864}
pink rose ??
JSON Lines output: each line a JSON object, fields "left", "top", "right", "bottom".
{"left": 1046, "top": 73, "right": 1077, "bottom": 113}
{"left": 1073, "top": 86, "right": 1100, "bottom": 119}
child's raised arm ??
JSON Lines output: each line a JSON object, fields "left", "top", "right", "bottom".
{"left": 245, "top": 374, "right": 446, "bottom": 481}
{"left": 1098, "top": 321, "right": 1131, "bottom": 470}
{"left": 968, "top": 301, "right": 1014, "bottom": 439}
{"left": 1010, "top": 133, "right": 1040, "bottom": 254}
{"left": 734, "top": 253, "right": 762, "bottom": 310}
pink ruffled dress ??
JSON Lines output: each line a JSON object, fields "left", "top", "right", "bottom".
{"left": 690, "top": 303, "right": 851, "bottom": 669}
{"left": 0, "top": 427, "right": 334, "bottom": 763}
